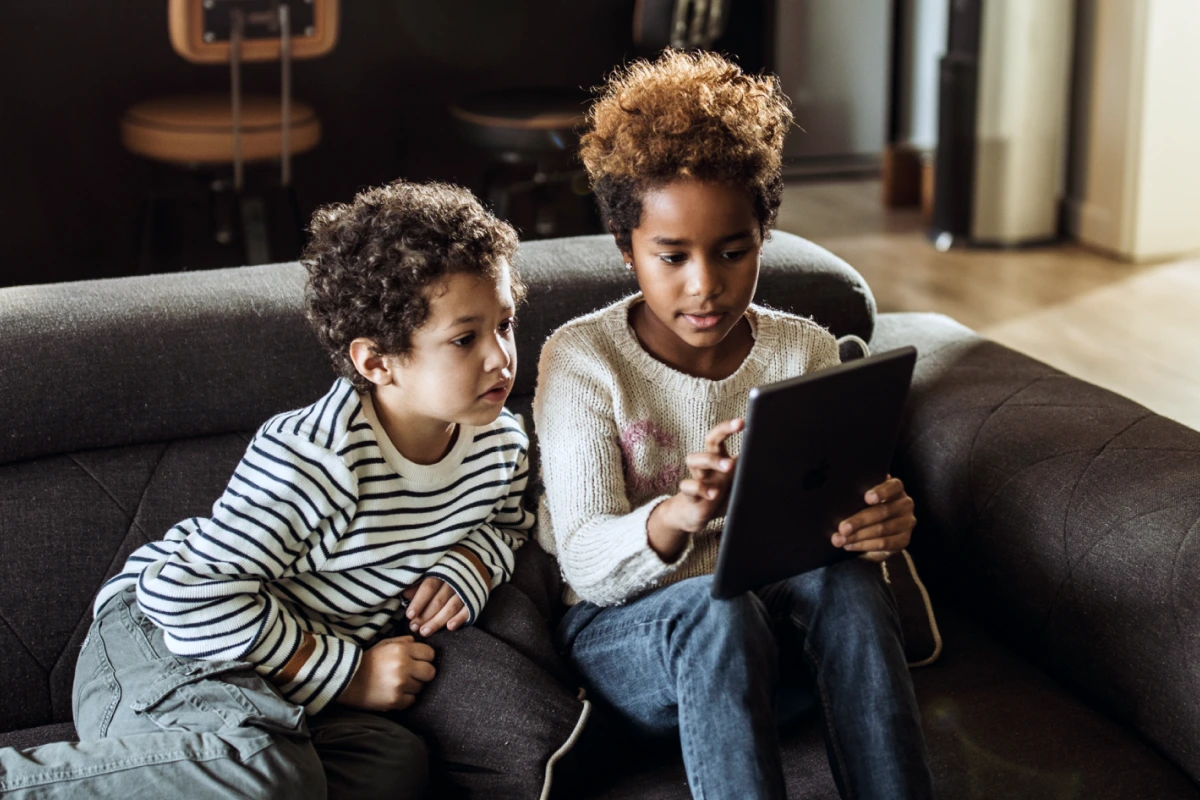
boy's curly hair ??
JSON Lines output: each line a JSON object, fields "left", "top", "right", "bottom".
{"left": 303, "top": 180, "right": 522, "bottom": 391}
{"left": 579, "top": 50, "right": 793, "bottom": 253}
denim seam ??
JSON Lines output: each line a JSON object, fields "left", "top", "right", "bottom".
{"left": 91, "top": 624, "right": 122, "bottom": 740}
{"left": 676, "top": 667, "right": 705, "bottom": 800}
{"left": 119, "top": 592, "right": 162, "bottom": 664}
{"left": 568, "top": 618, "right": 668, "bottom": 652}
{"left": 0, "top": 742, "right": 244, "bottom": 790}
{"left": 791, "top": 612, "right": 855, "bottom": 800}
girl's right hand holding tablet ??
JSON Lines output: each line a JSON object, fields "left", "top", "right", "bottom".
{"left": 648, "top": 418, "right": 744, "bottom": 561}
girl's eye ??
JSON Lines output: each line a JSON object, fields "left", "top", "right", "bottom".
{"left": 722, "top": 249, "right": 749, "bottom": 261}
{"left": 659, "top": 253, "right": 687, "bottom": 265}
{"left": 499, "top": 318, "right": 516, "bottom": 334}
{"left": 452, "top": 333, "right": 475, "bottom": 347}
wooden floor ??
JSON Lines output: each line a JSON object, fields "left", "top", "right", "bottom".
{"left": 777, "top": 179, "right": 1200, "bottom": 431}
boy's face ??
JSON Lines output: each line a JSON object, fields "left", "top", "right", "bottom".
{"left": 625, "top": 179, "right": 762, "bottom": 360}
{"left": 374, "top": 264, "right": 518, "bottom": 430}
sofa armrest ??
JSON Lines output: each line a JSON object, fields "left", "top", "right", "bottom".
{"left": 871, "top": 312, "right": 1200, "bottom": 783}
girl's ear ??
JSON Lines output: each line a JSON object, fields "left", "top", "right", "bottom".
{"left": 349, "top": 338, "right": 395, "bottom": 387}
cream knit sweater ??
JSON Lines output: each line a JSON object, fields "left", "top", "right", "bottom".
{"left": 534, "top": 294, "right": 841, "bottom": 607}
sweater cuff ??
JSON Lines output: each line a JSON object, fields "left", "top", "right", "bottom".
{"left": 423, "top": 548, "right": 491, "bottom": 625}
{"left": 565, "top": 496, "right": 696, "bottom": 605}
{"left": 617, "top": 495, "right": 696, "bottom": 584}
{"left": 244, "top": 600, "right": 302, "bottom": 676}
{"left": 277, "top": 634, "right": 362, "bottom": 716}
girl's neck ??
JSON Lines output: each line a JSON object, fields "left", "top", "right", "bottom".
{"left": 630, "top": 302, "right": 755, "bottom": 381}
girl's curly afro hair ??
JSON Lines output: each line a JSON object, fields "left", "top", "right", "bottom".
{"left": 579, "top": 50, "right": 793, "bottom": 253}
{"left": 303, "top": 180, "right": 522, "bottom": 391}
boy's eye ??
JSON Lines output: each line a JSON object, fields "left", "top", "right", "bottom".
{"left": 451, "top": 333, "right": 475, "bottom": 347}
{"left": 722, "top": 249, "right": 749, "bottom": 261}
{"left": 499, "top": 317, "right": 516, "bottom": 334}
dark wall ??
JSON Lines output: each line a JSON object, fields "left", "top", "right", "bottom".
{"left": 0, "top": 0, "right": 766, "bottom": 288}
{"left": 0, "top": 1, "right": 635, "bottom": 287}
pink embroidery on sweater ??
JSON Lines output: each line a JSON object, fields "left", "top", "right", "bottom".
{"left": 619, "top": 420, "right": 681, "bottom": 496}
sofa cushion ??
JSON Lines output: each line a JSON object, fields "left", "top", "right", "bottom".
{"left": 0, "top": 723, "right": 77, "bottom": 752}
{"left": 402, "top": 543, "right": 592, "bottom": 800}
{"left": 871, "top": 311, "right": 1200, "bottom": 785}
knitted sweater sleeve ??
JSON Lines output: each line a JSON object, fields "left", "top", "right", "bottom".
{"left": 534, "top": 328, "right": 694, "bottom": 606}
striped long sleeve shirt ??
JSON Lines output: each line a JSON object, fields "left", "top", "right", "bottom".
{"left": 95, "top": 378, "right": 535, "bottom": 714}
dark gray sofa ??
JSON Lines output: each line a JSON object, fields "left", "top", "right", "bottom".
{"left": 1, "top": 232, "right": 1197, "bottom": 798}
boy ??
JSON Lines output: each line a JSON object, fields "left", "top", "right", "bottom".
{"left": 0, "top": 180, "right": 534, "bottom": 799}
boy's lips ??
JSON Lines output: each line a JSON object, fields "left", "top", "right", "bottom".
{"left": 479, "top": 380, "right": 510, "bottom": 402}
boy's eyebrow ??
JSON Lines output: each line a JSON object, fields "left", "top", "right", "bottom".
{"left": 445, "top": 306, "right": 516, "bottom": 328}
{"left": 651, "top": 230, "right": 756, "bottom": 246}
{"left": 447, "top": 314, "right": 482, "bottom": 328}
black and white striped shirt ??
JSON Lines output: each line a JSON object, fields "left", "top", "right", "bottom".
{"left": 96, "top": 379, "right": 534, "bottom": 714}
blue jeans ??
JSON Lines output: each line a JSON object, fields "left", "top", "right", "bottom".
{"left": 558, "top": 558, "right": 934, "bottom": 800}
{"left": 0, "top": 588, "right": 429, "bottom": 799}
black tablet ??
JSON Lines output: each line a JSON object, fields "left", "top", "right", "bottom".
{"left": 710, "top": 346, "right": 917, "bottom": 599}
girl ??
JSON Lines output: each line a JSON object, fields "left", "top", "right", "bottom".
{"left": 533, "top": 52, "right": 933, "bottom": 799}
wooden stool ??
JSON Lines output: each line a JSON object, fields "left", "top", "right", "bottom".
{"left": 124, "top": 0, "right": 338, "bottom": 272}
{"left": 450, "top": 87, "right": 590, "bottom": 238}
{"left": 122, "top": 94, "right": 320, "bottom": 166}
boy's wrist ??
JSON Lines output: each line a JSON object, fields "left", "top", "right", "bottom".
{"left": 450, "top": 545, "right": 491, "bottom": 586}
{"left": 271, "top": 631, "right": 315, "bottom": 686}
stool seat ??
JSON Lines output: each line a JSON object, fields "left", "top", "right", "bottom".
{"left": 121, "top": 94, "right": 320, "bottom": 165}
{"left": 450, "top": 87, "right": 589, "bottom": 156}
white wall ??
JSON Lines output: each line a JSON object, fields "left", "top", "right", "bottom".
{"left": 1070, "top": 0, "right": 1200, "bottom": 262}
{"left": 775, "top": 0, "right": 891, "bottom": 160}
{"left": 896, "top": 0, "right": 948, "bottom": 150}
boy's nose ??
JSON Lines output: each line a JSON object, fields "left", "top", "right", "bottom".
{"left": 485, "top": 333, "right": 512, "bottom": 371}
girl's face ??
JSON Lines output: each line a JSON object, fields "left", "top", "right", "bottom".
{"left": 625, "top": 180, "right": 763, "bottom": 369}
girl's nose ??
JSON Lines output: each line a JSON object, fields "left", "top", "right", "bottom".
{"left": 686, "top": 259, "right": 722, "bottom": 297}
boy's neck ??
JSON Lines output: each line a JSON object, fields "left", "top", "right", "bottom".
{"left": 369, "top": 388, "right": 459, "bottom": 465}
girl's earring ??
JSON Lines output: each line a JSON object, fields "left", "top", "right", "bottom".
{"left": 625, "top": 262, "right": 634, "bottom": 271}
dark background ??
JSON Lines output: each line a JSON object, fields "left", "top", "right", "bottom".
{"left": 0, "top": 0, "right": 768, "bottom": 288}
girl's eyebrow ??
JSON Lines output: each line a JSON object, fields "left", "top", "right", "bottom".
{"left": 650, "top": 230, "right": 755, "bottom": 246}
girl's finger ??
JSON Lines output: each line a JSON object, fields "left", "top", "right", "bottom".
{"left": 841, "top": 518, "right": 914, "bottom": 550}
{"left": 686, "top": 452, "right": 733, "bottom": 474}
{"left": 705, "top": 418, "right": 744, "bottom": 456}
{"left": 839, "top": 496, "right": 914, "bottom": 535}
{"left": 844, "top": 532, "right": 910, "bottom": 553}
{"left": 679, "top": 478, "right": 711, "bottom": 499}
{"left": 865, "top": 477, "right": 905, "bottom": 504}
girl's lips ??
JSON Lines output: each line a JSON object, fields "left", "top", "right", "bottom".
{"left": 682, "top": 312, "right": 725, "bottom": 330}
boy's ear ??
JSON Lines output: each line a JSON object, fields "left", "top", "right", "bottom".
{"left": 349, "top": 338, "right": 395, "bottom": 387}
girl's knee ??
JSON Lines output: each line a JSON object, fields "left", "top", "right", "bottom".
{"left": 680, "top": 588, "right": 774, "bottom": 651}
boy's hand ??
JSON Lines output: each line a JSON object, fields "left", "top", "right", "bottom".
{"left": 649, "top": 419, "right": 743, "bottom": 559}
{"left": 831, "top": 475, "right": 916, "bottom": 561}
{"left": 337, "top": 635, "right": 436, "bottom": 712}
{"left": 403, "top": 547, "right": 490, "bottom": 636}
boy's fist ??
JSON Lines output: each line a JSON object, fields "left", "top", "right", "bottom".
{"left": 337, "top": 635, "right": 436, "bottom": 712}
